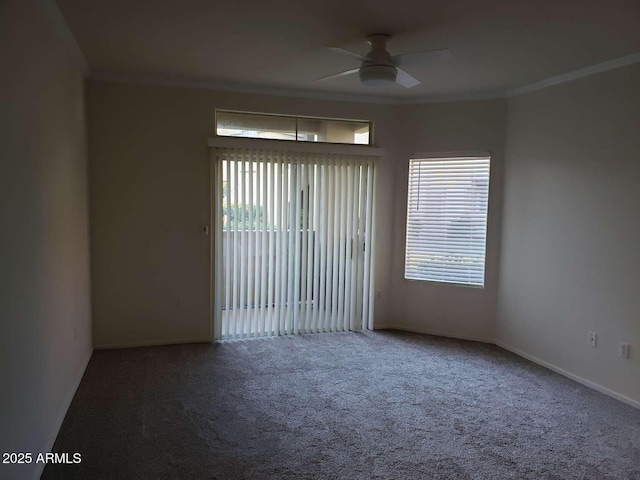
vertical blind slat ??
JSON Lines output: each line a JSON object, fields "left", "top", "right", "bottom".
{"left": 304, "top": 160, "right": 314, "bottom": 334}
{"left": 267, "top": 160, "right": 275, "bottom": 336}
{"left": 274, "top": 158, "right": 283, "bottom": 336}
{"left": 330, "top": 161, "right": 340, "bottom": 332}
{"left": 292, "top": 161, "right": 302, "bottom": 334}
{"left": 311, "top": 162, "right": 321, "bottom": 334}
{"left": 364, "top": 162, "right": 375, "bottom": 330}
{"left": 258, "top": 157, "right": 266, "bottom": 337}
{"left": 286, "top": 160, "right": 296, "bottom": 334}
{"left": 279, "top": 156, "right": 289, "bottom": 336}
{"left": 317, "top": 163, "right": 328, "bottom": 334}
{"left": 338, "top": 162, "right": 349, "bottom": 331}
{"left": 348, "top": 161, "right": 360, "bottom": 331}
{"left": 213, "top": 155, "right": 223, "bottom": 340}
{"left": 223, "top": 158, "right": 231, "bottom": 339}
{"left": 247, "top": 153, "right": 255, "bottom": 337}
{"left": 356, "top": 164, "right": 366, "bottom": 327}
{"left": 325, "top": 161, "right": 335, "bottom": 333}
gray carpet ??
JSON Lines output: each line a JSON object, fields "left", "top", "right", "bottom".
{"left": 44, "top": 330, "right": 640, "bottom": 479}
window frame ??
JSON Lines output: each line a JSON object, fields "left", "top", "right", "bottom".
{"left": 403, "top": 153, "right": 491, "bottom": 288}
{"left": 215, "top": 109, "right": 374, "bottom": 146}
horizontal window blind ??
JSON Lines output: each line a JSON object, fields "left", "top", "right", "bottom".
{"left": 405, "top": 156, "right": 490, "bottom": 286}
{"left": 213, "top": 148, "right": 376, "bottom": 340}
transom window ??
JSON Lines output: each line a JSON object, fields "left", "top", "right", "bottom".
{"left": 404, "top": 155, "right": 491, "bottom": 287}
{"left": 216, "top": 110, "right": 372, "bottom": 145}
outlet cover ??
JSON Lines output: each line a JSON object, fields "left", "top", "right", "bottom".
{"left": 620, "top": 343, "right": 630, "bottom": 359}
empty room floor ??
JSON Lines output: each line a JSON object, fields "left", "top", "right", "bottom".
{"left": 44, "top": 331, "right": 640, "bottom": 479}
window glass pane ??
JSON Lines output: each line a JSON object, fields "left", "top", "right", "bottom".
{"left": 404, "top": 156, "right": 490, "bottom": 287}
{"left": 217, "top": 111, "right": 296, "bottom": 140}
{"left": 216, "top": 111, "right": 371, "bottom": 145}
{"left": 297, "top": 119, "right": 371, "bottom": 144}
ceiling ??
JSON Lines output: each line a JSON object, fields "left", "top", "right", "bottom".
{"left": 56, "top": 0, "right": 640, "bottom": 100}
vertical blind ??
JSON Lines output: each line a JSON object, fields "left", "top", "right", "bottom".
{"left": 213, "top": 148, "right": 376, "bottom": 340}
{"left": 405, "top": 156, "right": 490, "bottom": 286}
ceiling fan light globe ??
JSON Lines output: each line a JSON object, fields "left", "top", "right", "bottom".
{"left": 359, "top": 65, "right": 397, "bottom": 87}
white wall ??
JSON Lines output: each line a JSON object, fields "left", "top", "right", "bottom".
{"left": 497, "top": 63, "right": 640, "bottom": 405}
{"left": 86, "top": 80, "right": 396, "bottom": 348}
{"left": 385, "top": 100, "right": 508, "bottom": 342}
{"left": 0, "top": 1, "right": 92, "bottom": 479}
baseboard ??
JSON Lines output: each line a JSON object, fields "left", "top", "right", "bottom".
{"left": 94, "top": 338, "right": 212, "bottom": 350}
{"left": 496, "top": 340, "right": 640, "bottom": 410}
{"left": 373, "top": 324, "right": 494, "bottom": 344}
{"left": 34, "top": 347, "right": 93, "bottom": 480}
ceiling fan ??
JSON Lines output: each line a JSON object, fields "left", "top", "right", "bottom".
{"left": 317, "top": 34, "right": 453, "bottom": 88}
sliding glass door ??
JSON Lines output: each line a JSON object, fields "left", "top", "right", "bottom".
{"left": 212, "top": 148, "right": 375, "bottom": 340}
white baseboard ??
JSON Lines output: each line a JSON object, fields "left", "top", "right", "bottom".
{"left": 34, "top": 347, "right": 93, "bottom": 480}
{"left": 373, "top": 325, "right": 639, "bottom": 410}
{"left": 94, "top": 338, "right": 212, "bottom": 350}
{"left": 373, "top": 324, "right": 494, "bottom": 344}
{"left": 496, "top": 340, "right": 640, "bottom": 410}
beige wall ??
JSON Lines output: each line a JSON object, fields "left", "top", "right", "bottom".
{"left": 385, "top": 100, "right": 508, "bottom": 342}
{"left": 0, "top": 1, "right": 92, "bottom": 479}
{"left": 497, "top": 64, "right": 640, "bottom": 404}
{"left": 86, "top": 80, "right": 396, "bottom": 347}
{"left": 87, "top": 79, "right": 508, "bottom": 348}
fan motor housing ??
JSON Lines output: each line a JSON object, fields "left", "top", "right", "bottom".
{"left": 359, "top": 64, "right": 397, "bottom": 87}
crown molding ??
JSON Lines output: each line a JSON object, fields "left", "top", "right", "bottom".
{"left": 395, "top": 90, "right": 505, "bottom": 105}
{"left": 89, "top": 52, "right": 640, "bottom": 105}
{"left": 89, "top": 71, "right": 505, "bottom": 105}
{"left": 507, "top": 52, "right": 640, "bottom": 97}
{"left": 41, "top": 0, "right": 89, "bottom": 75}
{"left": 89, "top": 71, "right": 400, "bottom": 105}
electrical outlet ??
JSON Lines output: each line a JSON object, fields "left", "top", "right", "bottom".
{"left": 620, "top": 343, "right": 630, "bottom": 359}
{"left": 588, "top": 332, "right": 597, "bottom": 347}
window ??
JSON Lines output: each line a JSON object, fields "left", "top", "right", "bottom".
{"left": 216, "top": 110, "right": 371, "bottom": 145}
{"left": 405, "top": 155, "right": 490, "bottom": 287}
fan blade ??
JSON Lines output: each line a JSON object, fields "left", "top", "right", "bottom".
{"left": 392, "top": 48, "right": 453, "bottom": 67}
{"left": 327, "top": 47, "right": 370, "bottom": 62}
{"left": 396, "top": 68, "right": 421, "bottom": 88}
{"left": 315, "top": 68, "right": 360, "bottom": 82}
